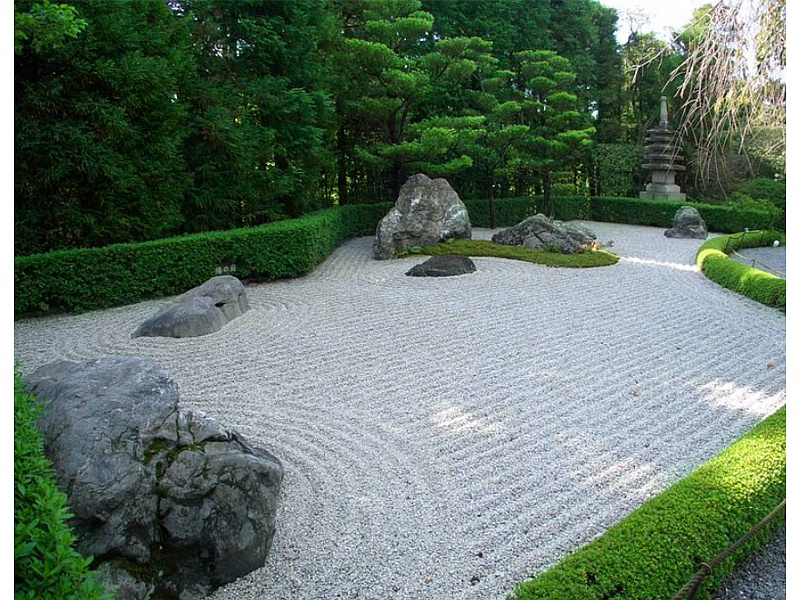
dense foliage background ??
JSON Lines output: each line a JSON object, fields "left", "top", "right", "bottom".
{"left": 14, "top": 0, "right": 785, "bottom": 255}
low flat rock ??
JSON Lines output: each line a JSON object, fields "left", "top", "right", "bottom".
{"left": 133, "top": 275, "right": 249, "bottom": 338}
{"left": 492, "top": 214, "right": 596, "bottom": 254}
{"left": 405, "top": 255, "right": 476, "bottom": 277}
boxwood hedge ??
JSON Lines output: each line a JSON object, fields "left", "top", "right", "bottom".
{"left": 15, "top": 207, "right": 366, "bottom": 316}
{"left": 13, "top": 197, "right": 783, "bottom": 318}
{"left": 696, "top": 230, "right": 786, "bottom": 311}
{"left": 510, "top": 407, "right": 786, "bottom": 600}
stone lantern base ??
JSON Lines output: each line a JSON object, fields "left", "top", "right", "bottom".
{"left": 639, "top": 169, "right": 686, "bottom": 200}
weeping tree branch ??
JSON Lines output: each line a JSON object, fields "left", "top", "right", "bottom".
{"left": 668, "top": 0, "right": 785, "bottom": 188}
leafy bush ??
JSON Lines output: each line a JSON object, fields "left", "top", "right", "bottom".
{"left": 550, "top": 195, "right": 592, "bottom": 221}
{"left": 14, "top": 207, "right": 378, "bottom": 316}
{"left": 340, "top": 202, "right": 393, "bottom": 237}
{"left": 510, "top": 407, "right": 786, "bottom": 600}
{"left": 696, "top": 230, "right": 786, "bottom": 311}
{"left": 590, "top": 196, "right": 781, "bottom": 232}
{"left": 732, "top": 178, "right": 786, "bottom": 230}
{"left": 463, "top": 197, "right": 538, "bottom": 228}
{"left": 14, "top": 370, "right": 111, "bottom": 600}
{"left": 590, "top": 143, "right": 644, "bottom": 197}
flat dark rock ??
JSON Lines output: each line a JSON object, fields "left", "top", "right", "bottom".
{"left": 405, "top": 255, "right": 476, "bottom": 277}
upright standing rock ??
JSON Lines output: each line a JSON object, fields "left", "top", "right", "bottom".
{"left": 664, "top": 206, "right": 708, "bottom": 239}
{"left": 373, "top": 174, "right": 471, "bottom": 259}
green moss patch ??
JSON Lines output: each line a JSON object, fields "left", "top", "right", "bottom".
{"left": 417, "top": 239, "right": 619, "bottom": 268}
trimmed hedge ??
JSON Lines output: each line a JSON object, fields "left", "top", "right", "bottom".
{"left": 696, "top": 231, "right": 787, "bottom": 311}
{"left": 589, "top": 196, "right": 781, "bottom": 232}
{"left": 13, "top": 197, "right": 784, "bottom": 317}
{"left": 14, "top": 370, "right": 111, "bottom": 600}
{"left": 462, "top": 197, "right": 538, "bottom": 228}
{"left": 15, "top": 207, "right": 370, "bottom": 316}
{"left": 510, "top": 406, "right": 786, "bottom": 600}
{"left": 464, "top": 196, "right": 779, "bottom": 233}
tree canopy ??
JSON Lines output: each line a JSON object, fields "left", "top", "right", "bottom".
{"left": 13, "top": 0, "right": 785, "bottom": 255}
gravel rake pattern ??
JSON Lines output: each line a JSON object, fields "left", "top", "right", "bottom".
{"left": 13, "top": 223, "right": 786, "bottom": 600}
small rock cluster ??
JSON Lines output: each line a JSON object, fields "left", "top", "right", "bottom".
{"left": 492, "top": 214, "right": 597, "bottom": 254}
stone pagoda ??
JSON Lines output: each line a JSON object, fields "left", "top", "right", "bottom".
{"left": 640, "top": 96, "right": 686, "bottom": 201}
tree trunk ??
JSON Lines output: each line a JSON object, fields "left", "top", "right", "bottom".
{"left": 489, "top": 183, "right": 497, "bottom": 230}
{"left": 542, "top": 170, "right": 552, "bottom": 217}
{"left": 337, "top": 126, "right": 348, "bottom": 205}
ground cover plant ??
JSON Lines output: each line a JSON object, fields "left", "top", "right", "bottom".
{"left": 696, "top": 230, "right": 786, "bottom": 311}
{"left": 510, "top": 407, "right": 786, "bottom": 600}
{"left": 14, "top": 370, "right": 110, "bottom": 600}
{"left": 413, "top": 238, "right": 619, "bottom": 268}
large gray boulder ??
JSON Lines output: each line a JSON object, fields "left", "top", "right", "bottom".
{"left": 664, "top": 206, "right": 708, "bottom": 239}
{"left": 26, "top": 355, "right": 284, "bottom": 600}
{"left": 133, "top": 275, "right": 249, "bottom": 338}
{"left": 373, "top": 174, "right": 471, "bottom": 260}
{"left": 492, "top": 214, "right": 597, "bottom": 254}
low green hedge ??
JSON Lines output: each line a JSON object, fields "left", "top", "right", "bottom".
{"left": 14, "top": 207, "right": 373, "bottom": 316}
{"left": 510, "top": 406, "right": 786, "bottom": 600}
{"left": 14, "top": 370, "right": 111, "bottom": 600}
{"left": 13, "top": 197, "right": 784, "bottom": 318}
{"left": 696, "top": 230, "right": 787, "bottom": 311}
{"left": 589, "top": 196, "right": 781, "bottom": 232}
{"left": 464, "top": 196, "right": 779, "bottom": 233}
{"left": 462, "top": 197, "right": 538, "bottom": 228}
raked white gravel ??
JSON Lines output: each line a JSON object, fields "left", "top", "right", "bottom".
{"left": 13, "top": 222, "right": 786, "bottom": 600}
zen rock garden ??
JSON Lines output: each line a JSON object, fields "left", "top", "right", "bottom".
{"left": 375, "top": 173, "right": 600, "bottom": 280}
{"left": 26, "top": 355, "right": 283, "bottom": 600}
{"left": 30, "top": 173, "right": 703, "bottom": 600}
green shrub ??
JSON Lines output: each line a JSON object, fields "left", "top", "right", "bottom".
{"left": 590, "top": 196, "right": 780, "bottom": 232}
{"left": 340, "top": 202, "right": 393, "bottom": 237}
{"left": 463, "top": 196, "right": 777, "bottom": 233}
{"left": 732, "top": 178, "right": 786, "bottom": 231}
{"left": 511, "top": 407, "right": 786, "bottom": 600}
{"left": 14, "top": 370, "right": 111, "bottom": 600}
{"left": 590, "top": 143, "right": 644, "bottom": 198}
{"left": 696, "top": 231, "right": 786, "bottom": 311}
{"left": 463, "top": 196, "right": 592, "bottom": 227}
{"left": 463, "top": 197, "right": 538, "bottom": 228}
{"left": 551, "top": 195, "right": 592, "bottom": 221}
